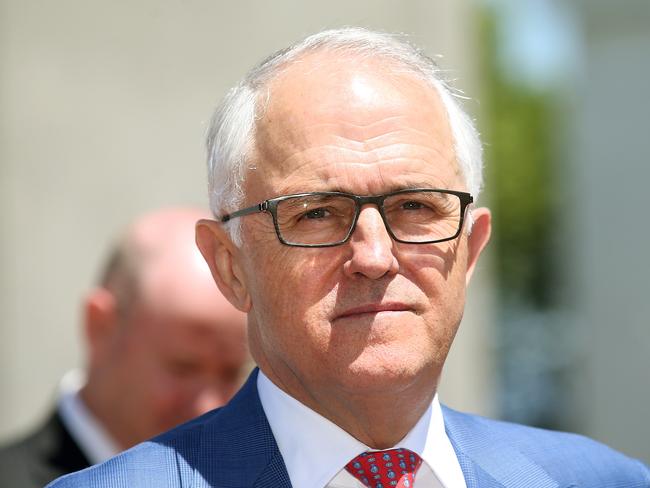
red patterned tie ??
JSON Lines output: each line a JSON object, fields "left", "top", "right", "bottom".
{"left": 345, "top": 448, "right": 422, "bottom": 488}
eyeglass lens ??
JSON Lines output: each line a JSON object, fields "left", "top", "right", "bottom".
{"left": 275, "top": 191, "right": 463, "bottom": 246}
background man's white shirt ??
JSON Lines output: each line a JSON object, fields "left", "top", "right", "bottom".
{"left": 257, "top": 371, "right": 467, "bottom": 488}
{"left": 57, "top": 370, "right": 121, "bottom": 465}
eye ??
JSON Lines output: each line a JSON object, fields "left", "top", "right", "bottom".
{"left": 166, "top": 359, "right": 201, "bottom": 377}
{"left": 401, "top": 200, "right": 425, "bottom": 211}
{"left": 303, "top": 207, "right": 329, "bottom": 219}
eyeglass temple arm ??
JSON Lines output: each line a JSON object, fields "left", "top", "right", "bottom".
{"left": 220, "top": 201, "right": 269, "bottom": 223}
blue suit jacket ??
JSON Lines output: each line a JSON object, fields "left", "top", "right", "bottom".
{"left": 48, "top": 369, "right": 650, "bottom": 487}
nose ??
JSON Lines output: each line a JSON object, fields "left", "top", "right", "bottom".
{"left": 343, "top": 206, "right": 399, "bottom": 279}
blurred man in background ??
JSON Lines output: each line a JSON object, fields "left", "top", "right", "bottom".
{"left": 0, "top": 208, "right": 250, "bottom": 487}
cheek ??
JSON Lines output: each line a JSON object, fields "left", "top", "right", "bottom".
{"left": 423, "top": 266, "right": 467, "bottom": 353}
{"left": 401, "top": 241, "right": 467, "bottom": 328}
{"left": 145, "top": 378, "right": 199, "bottom": 428}
{"left": 245, "top": 238, "right": 338, "bottom": 319}
{"left": 244, "top": 245, "right": 342, "bottom": 356}
{"left": 132, "top": 353, "right": 191, "bottom": 411}
{"left": 399, "top": 239, "right": 461, "bottom": 281}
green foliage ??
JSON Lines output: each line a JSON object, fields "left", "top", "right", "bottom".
{"left": 477, "top": 9, "right": 557, "bottom": 307}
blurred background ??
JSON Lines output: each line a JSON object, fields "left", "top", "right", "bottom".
{"left": 1, "top": 0, "right": 648, "bottom": 463}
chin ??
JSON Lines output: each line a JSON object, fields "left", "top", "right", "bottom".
{"left": 336, "top": 352, "right": 433, "bottom": 394}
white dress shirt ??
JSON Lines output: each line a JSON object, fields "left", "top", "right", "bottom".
{"left": 57, "top": 370, "right": 121, "bottom": 465}
{"left": 257, "top": 371, "right": 467, "bottom": 488}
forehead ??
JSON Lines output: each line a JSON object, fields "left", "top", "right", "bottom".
{"left": 245, "top": 53, "right": 460, "bottom": 199}
{"left": 128, "top": 298, "right": 246, "bottom": 358}
{"left": 130, "top": 251, "right": 246, "bottom": 338}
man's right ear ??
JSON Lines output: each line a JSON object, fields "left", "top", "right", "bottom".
{"left": 196, "top": 219, "right": 251, "bottom": 313}
{"left": 84, "top": 288, "right": 120, "bottom": 367}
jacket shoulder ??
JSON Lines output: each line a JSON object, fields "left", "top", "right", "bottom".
{"left": 46, "top": 409, "right": 218, "bottom": 488}
{"left": 0, "top": 435, "right": 32, "bottom": 486}
{"left": 443, "top": 406, "right": 650, "bottom": 486}
{"left": 0, "top": 409, "right": 90, "bottom": 487}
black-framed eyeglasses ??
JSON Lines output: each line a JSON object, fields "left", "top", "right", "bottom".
{"left": 220, "top": 188, "right": 473, "bottom": 247}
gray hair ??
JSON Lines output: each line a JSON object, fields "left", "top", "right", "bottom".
{"left": 206, "top": 27, "right": 483, "bottom": 244}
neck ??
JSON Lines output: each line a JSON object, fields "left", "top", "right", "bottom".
{"left": 80, "top": 374, "right": 130, "bottom": 450}
{"left": 258, "top": 359, "right": 437, "bottom": 449}
{"left": 322, "top": 385, "right": 436, "bottom": 449}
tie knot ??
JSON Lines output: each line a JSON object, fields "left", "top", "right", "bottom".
{"left": 345, "top": 448, "right": 422, "bottom": 488}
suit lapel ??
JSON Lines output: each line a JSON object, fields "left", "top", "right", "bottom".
{"left": 29, "top": 410, "right": 91, "bottom": 487}
{"left": 192, "top": 368, "right": 292, "bottom": 488}
{"left": 188, "top": 372, "right": 561, "bottom": 488}
{"left": 453, "top": 448, "right": 506, "bottom": 488}
{"left": 443, "top": 406, "right": 559, "bottom": 488}
{"left": 252, "top": 451, "right": 293, "bottom": 488}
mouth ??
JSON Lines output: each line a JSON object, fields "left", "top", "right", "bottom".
{"left": 333, "top": 303, "right": 413, "bottom": 321}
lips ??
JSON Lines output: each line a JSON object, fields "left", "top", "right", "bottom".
{"left": 334, "top": 302, "right": 412, "bottom": 320}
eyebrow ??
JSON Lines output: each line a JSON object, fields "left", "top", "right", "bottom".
{"left": 277, "top": 182, "right": 446, "bottom": 196}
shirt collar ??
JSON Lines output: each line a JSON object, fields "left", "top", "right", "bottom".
{"left": 57, "top": 369, "right": 121, "bottom": 465}
{"left": 257, "top": 370, "right": 463, "bottom": 488}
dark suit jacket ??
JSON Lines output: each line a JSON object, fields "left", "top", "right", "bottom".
{"left": 47, "top": 368, "right": 650, "bottom": 487}
{"left": 0, "top": 409, "right": 91, "bottom": 488}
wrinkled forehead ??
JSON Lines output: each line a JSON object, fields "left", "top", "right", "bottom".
{"left": 245, "top": 53, "right": 458, "bottom": 195}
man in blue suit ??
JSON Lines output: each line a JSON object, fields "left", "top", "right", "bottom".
{"left": 49, "top": 27, "right": 650, "bottom": 488}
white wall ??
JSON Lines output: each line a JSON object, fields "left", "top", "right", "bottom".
{"left": 566, "top": 0, "right": 650, "bottom": 463}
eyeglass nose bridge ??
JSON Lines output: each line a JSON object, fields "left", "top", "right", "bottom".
{"left": 344, "top": 194, "right": 396, "bottom": 243}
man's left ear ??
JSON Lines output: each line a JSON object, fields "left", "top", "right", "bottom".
{"left": 465, "top": 207, "right": 491, "bottom": 285}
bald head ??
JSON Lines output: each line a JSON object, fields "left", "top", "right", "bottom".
{"left": 82, "top": 208, "right": 249, "bottom": 450}
{"left": 98, "top": 209, "right": 223, "bottom": 317}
